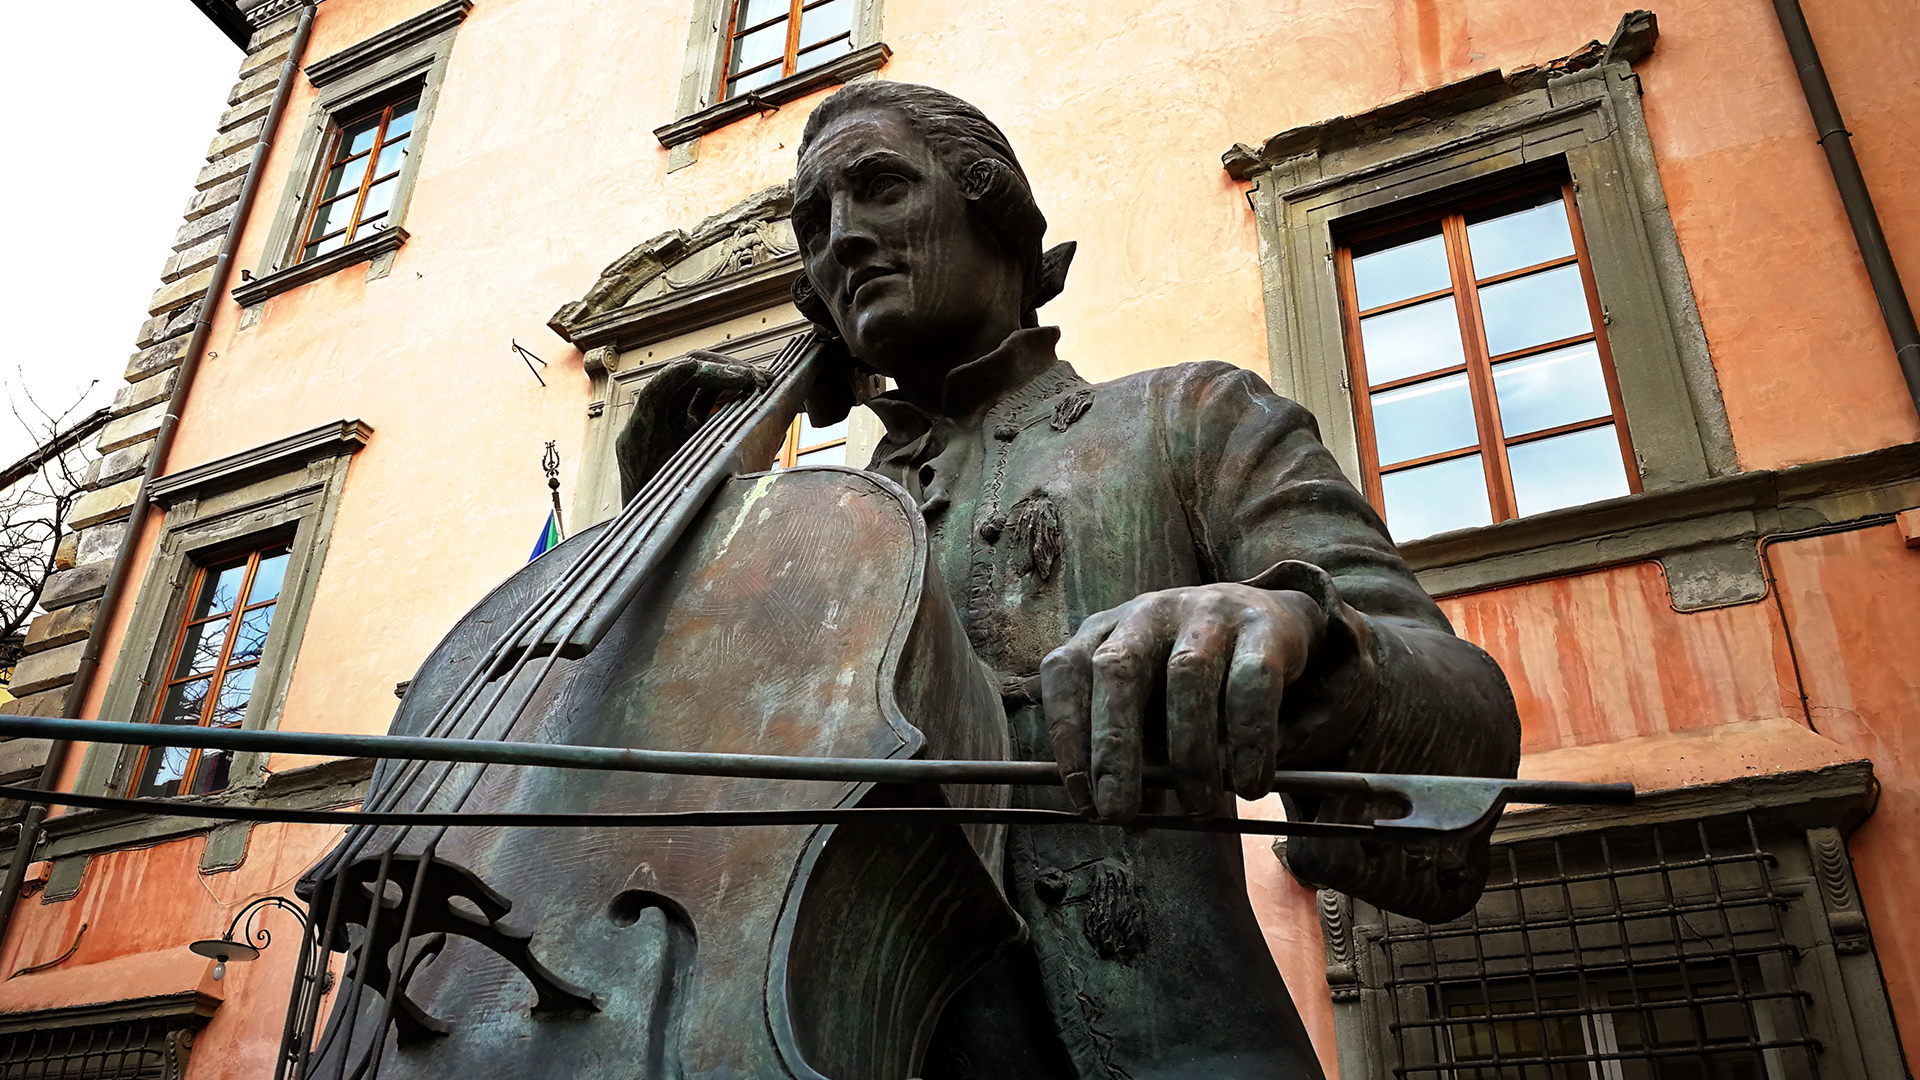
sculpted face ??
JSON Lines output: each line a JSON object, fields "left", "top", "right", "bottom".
{"left": 794, "top": 108, "right": 1027, "bottom": 399}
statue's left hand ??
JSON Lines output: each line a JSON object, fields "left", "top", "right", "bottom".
{"left": 1039, "top": 584, "right": 1331, "bottom": 821}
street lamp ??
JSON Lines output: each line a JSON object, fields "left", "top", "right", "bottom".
{"left": 189, "top": 895, "right": 306, "bottom": 980}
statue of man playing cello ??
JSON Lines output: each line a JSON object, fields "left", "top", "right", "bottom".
{"left": 618, "top": 81, "right": 1522, "bottom": 1080}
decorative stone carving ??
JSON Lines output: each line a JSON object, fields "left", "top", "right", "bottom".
{"left": 548, "top": 185, "right": 803, "bottom": 352}
{"left": 1317, "top": 888, "right": 1363, "bottom": 1001}
{"left": 1808, "top": 827, "right": 1870, "bottom": 955}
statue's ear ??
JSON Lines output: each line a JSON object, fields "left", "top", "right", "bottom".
{"left": 1033, "top": 241, "right": 1077, "bottom": 310}
{"left": 792, "top": 273, "right": 838, "bottom": 336}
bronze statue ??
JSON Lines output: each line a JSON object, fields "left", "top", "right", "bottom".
{"left": 615, "top": 82, "right": 1522, "bottom": 1079}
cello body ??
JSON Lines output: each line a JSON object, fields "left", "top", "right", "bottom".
{"left": 304, "top": 464, "right": 1022, "bottom": 1080}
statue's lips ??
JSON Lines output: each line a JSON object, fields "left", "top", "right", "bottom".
{"left": 849, "top": 270, "right": 903, "bottom": 305}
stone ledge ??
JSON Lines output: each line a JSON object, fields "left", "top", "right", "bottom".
{"left": 111, "top": 369, "right": 178, "bottom": 418}
{"left": 147, "top": 269, "right": 214, "bottom": 317}
{"left": 0, "top": 691, "right": 67, "bottom": 720}
{"left": 230, "top": 227, "right": 407, "bottom": 307}
{"left": 0, "top": 739, "right": 52, "bottom": 784}
{"left": 23, "top": 602, "right": 97, "bottom": 655}
{"left": 163, "top": 233, "right": 223, "bottom": 282}
{"left": 88, "top": 443, "right": 152, "bottom": 489}
{"left": 193, "top": 149, "right": 252, "bottom": 192}
{"left": 305, "top": 0, "right": 471, "bottom": 86}
{"left": 225, "top": 67, "right": 279, "bottom": 108}
{"left": 40, "top": 562, "right": 111, "bottom": 611}
{"left": 74, "top": 523, "right": 127, "bottom": 567}
{"left": 1405, "top": 442, "right": 1920, "bottom": 603}
{"left": 237, "top": 28, "right": 293, "bottom": 78}
{"left": 98, "top": 404, "right": 165, "bottom": 455}
{"left": 9, "top": 642, "right": 85, "bottom": 698}
{"left": 204, "top": 117, "right": 265, "bottom": 161}
{"left": 135, "top": 305, "right": 198, "bottom": 351}
{"left": 69, "top": 477, "right": 141, "bottom": 531}
{"left": 149, "top": 419, "right": 372, "bottom": 506}
{"left": 173, "top": 202, "right": 234, "bottom": 254}
{"left": 127, "top": 338, "right": 188, "bottom": 382}
{"left": 181, "top": 175, "right": 244, "bottom": 224}
{"left": 653, "top": 43, "right": 891, "bottom": 150}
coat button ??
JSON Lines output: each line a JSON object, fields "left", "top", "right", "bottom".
{"left": 1035, "top": 866, "right": 1070, "bottom": 905}
{"left": 977, "top": 515, "right": 1004, "bottom": 543}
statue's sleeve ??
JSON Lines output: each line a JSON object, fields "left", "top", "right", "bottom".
{"left": 1153, "top": 362, "right": 1521, "bottom": 923}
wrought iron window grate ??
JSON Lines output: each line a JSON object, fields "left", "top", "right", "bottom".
{"left": 1383, "top": 813, "right": 1821, "bottom": 1079}
{"left": 0, "top": 1020, "right": 179, "bottom": 1080}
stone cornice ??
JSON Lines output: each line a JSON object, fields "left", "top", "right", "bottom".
{"left": 1405, "top": 441, "right": 1920, "bottom": 600}
{"left": 231, "top": 227, "right": 407, "bottom": 307}
{"left": 1490, "top": 760, "right": 1878, "bottom": 844}
{"left": 555, "top": 254, "right": 802, "bottom": 352}
{"left": 0, "top": 990, "right": 219, "bottom": 1031}
{"left": 305, "top": 0, "right": 471, "bottom": 86}
{"left": 653, "top": 43, "right": 891, "bottom": 149}
{"left": 147, "top": 420, "right": 372, "bottom": 507}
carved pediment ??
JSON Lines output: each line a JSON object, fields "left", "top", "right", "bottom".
{"left": 550, "top": 184, "right": 803, "bottom": 353}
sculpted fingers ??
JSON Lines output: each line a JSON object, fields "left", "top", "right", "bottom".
{"left": 1042, "top": 608, "right": 1120, "bottom": 816}
{"left": 1089, "top": 606, "right": 1171, "bottom": 822}
{"left": 1165, "top": 613, "right": 1230, "bottom": 817}
{"left": 1223, "top": 618, "right": 1285, "bottom": 800}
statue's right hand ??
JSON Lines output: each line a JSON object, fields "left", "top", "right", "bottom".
{"left": 615, "top": 352, "right": 770, "bottom": 503}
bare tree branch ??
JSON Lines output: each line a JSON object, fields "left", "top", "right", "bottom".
{"left": 0, "top": 378, "right": 105, "bottom": 669}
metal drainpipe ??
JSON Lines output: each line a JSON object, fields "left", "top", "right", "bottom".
{"left": 1771, "top": 0, "right": 1920, "bottom": 417}
{"left": 0, "top": 1, "right": 318, "bottom": 951}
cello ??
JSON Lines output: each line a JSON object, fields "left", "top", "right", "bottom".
{"left": 294, "top": 331, "right": 1024, "bottom": 1080}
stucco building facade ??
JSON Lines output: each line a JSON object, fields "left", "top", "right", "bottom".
{"left": 0, "top": 0, "right": 1915, "bottom": 1076}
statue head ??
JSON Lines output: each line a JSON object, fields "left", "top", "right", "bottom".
{"left": 792, "top": 82, "right": 1072, "bottom": 402}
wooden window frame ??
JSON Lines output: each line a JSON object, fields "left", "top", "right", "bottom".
{"left": 295, "top": 94, "right": 420, "bottom": 264}
{"left": 1334, "top": 179, "right": 1640, "bottom": 527}
{"left": 773, "top": 415, "right": 848, "bottom": 469}
{"left": 719, "top": 0, "right": 854, "bottom": 102}
{"left": 129, "top": 542, "right": 291, "bottom": 798}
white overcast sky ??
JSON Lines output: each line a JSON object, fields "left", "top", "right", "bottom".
{"left": 0, "top": 3, "right": 241, "bottom": 465}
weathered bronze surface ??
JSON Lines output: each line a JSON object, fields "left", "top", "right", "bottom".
{"left": 302, "top": 81, "right": 1520, "bottom": 1080}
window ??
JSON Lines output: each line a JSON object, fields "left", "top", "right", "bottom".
{"left": 132, "top": 543, "right": 291, "bottom": 798}
{"left": 296, "top": 94, "right": 419, "bottom": 263}
{"left": 721, "top": 0, "right": 856, "bottom": 99}
{"left": 1337, "top": 182, "right": 1638, "bottom": 542}
{"left": 77, "top": 419, "right": 369, "bottom": 800}
{"left": 235, "top": 0, "right": 467, "bottom": 307}
{"left": 775, "top": 413, "right": 849, "bottom": 469}
{"left": 1379, "top": 815, "right": 1819, "bottom": 1079}
{"left": 0, "top": 1017, "right": 202, "bottom": 1080}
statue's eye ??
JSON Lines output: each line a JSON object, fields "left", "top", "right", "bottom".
{"left": 868, "top": 174, "right": 906, "bottom": 200}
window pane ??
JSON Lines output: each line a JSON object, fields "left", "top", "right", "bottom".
{"left": 799, "top": 415, "right": 848, "bottom": 446}
{"left": 1380, "top": 454, "right": 1492, "bottom": 542}
{"left": 798, "top": 0, "right": 852, "bottom": 49}
{"left": 1358, "top": 295, "right": 1466, "bottom": 385}
{"left": 1476, "top": 263, "right": 1592, "bottom": 356}
{"left": 795, "top": 33, "right": 853, "bottom": 64}
{"left": 228, "top": 605, "right": 276, "bottom": 665}
{"left": 795, "top": 444, "right": 848, "bottom": 468}
{"left": 156, "top": 676, "right": 212, "bottom": 727}
{"left": 138, "top": 746, "right": 194, "bottom": 798}
{"left": 730, "top": 19, "right": 789, "bottom": 74}
{"left": 1492, "top": 341, "right": 1613, "bottom": 437}
{"left": 173, "top": 618, "right": 229, "bottom": 679}
{"left": 1351, "top": 226, "right": 1451, "bottom": 311}
{"left": 360, "top": 178, "right": 398, "bottom": 223}
{"left": 384, "top": 101, "right": 418, "bottom": 140}
{"left": 309, "top": 195, "right": 359, "bottom": 242}
{"left": 305, "top": 232, "right": 347, "bottom": 261}
{"left": 1507, "top": 425, "right": 1632, "bottom": 517}
{"left": 727, "top": 65, "right": 784, "bottom": 97}
{"left": 187, "top": 749, "right": 235, "bottom": 796}
{"left": 374, "top": 136, "right": 409, "bottom": 179}
{"left": 344, "top": 114, "right": 383, "bottom": 156}
{"left": 1369, "top": 372, "right": 1480, "bottom": 465}
{"left": 248, "top": 552, "right": 290, "bottom": 605}
{"left": 317, "top": 154, "right": 369, "bottom": 203}
{"left": 1465, "top": 190, "right": 1574, "bottom": 279}
{"left": 208, "top": 665, "right": 257, "bottom": 729}
{"left": 735, "top": 0, "right": 789, "bottom": 29}
{"left": 199, "top": 563, "right": 250, "bottom": 618}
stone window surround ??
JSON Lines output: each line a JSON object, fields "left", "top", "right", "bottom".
{"left": 1305, "top": 761, "right": 1905, "bottom": 1080}
{"left": 1223, "top": 17, "right": 1775, "bottom": 603}
{"left": 72, "top": 420, "right": 369, "bottom": 804}
{"left": 656, "top": 0, "right": 887, "bottom": 171}
{"left": 233, "top": 0, "right": 470, "bottom": 308}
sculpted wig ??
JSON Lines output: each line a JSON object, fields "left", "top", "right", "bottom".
{"left": 792, "top": 81, "right": 1074, "bottom": 335}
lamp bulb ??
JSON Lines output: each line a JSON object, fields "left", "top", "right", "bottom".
{"left": 213, "top": 961, "right": 226, "bottom": 981}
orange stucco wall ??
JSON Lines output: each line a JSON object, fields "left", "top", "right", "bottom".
{"left": 22, "top": 0, "right": 1920, "bottom": 1076}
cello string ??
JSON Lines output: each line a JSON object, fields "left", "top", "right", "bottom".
{"left": 321, "top": 336, "right": 821, "bottom": 881}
